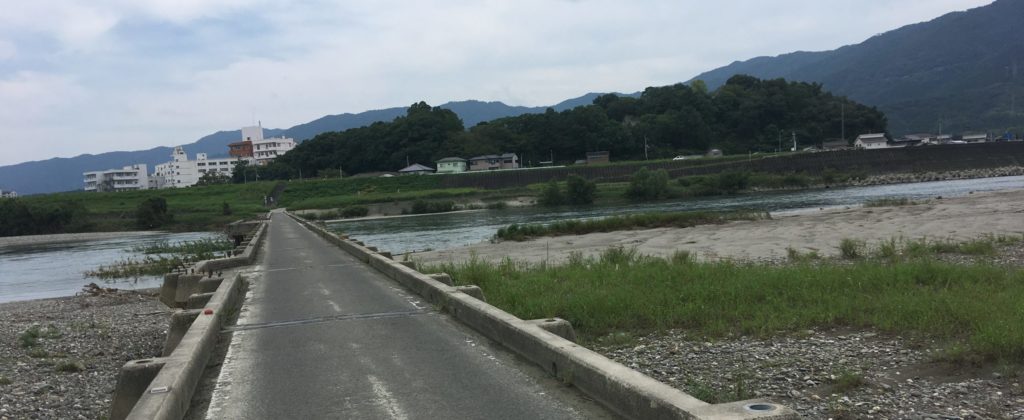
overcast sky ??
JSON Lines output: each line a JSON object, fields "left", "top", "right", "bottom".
{"left": 0, "top": 0, "right": 993, "bottom": 166}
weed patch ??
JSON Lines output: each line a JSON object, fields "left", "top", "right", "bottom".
{"left": 495, "top": 210, "right": 768, "bottom": 241}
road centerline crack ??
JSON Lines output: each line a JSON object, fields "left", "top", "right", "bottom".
{"left": 222, "top": 309, "right": 430, "bottom": 333}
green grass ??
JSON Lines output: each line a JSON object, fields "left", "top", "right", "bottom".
{"left": 132, "top": 237, "right": 234, "bottom": 255}
{"left": 278, "top": 176, "right": 482, "bottom": 210}
{"left": 0, "top": 376, "right": 11, "bottom": 386}
{"left": 495, "top": 210, "right": 769, "bottom": 241}
{"left": 863, "top": 234, "right": 1023, "bottom": 260}
{"left": 14, "top": 181, "right": 275, "bottom": 233}
{"left": 18, "top": 325, "right": 61, "bottom": 348}
{"left": 832, "top": 370, "right": 867, "bottom": 393}
{"left": 54, "top": 360, "right": 84, "bottom": 373}
{"left": 426, "top": 248, "right": 1024, "bottom": 362}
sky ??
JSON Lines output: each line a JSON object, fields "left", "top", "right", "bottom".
{"left": 0, "top": 0, "right": 993, "bottom": 166}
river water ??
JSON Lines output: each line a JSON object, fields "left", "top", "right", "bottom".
{"left": 2, "top": 175, "right": 1022, "bottom": 304}
{"left": 0, "top": 231, "right": 222, "bottom": 304}
{"left": 326, "top": 175, "right": 1024, "bottom": 255}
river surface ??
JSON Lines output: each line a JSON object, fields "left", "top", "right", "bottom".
{"left": 326, "top": 175, "right": 1024, "bottom": 255}
{"left": 0, "top": 231, "right": 222, "bottom": 304}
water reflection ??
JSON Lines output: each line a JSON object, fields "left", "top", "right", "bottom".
{"left": 327, "top": 175, "right": 1024, "bottom": 255}
{"left": 0, "top": 231, "right": 221, "bottom": 303}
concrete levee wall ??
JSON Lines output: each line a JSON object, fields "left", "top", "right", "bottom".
{"left": 109, "top": 215, "right": 268, "bottom": 420}
{"left": 288, "top": 212, "right": 797, "bottom": 420}
{"left": 435, "top": 142, "right": 1024, "bottom": 189}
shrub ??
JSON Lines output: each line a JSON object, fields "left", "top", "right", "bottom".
{"left": 136, "top": 197, "right": 173, "bottom": 229}
{"left": 341, "top": 206, "right": 369, "bottom": 218}
{"left": 409, "top": 200, "right": 455, "bottom": 214}
{"left": 716, "top": 171, "right": 750, "bottom": 193}
{"left": 538, "top": 180, "right": 564, "bottom": 206}
{"left": 55, "top": 360, "right": 84, "bottom": 373}
{"left": 625, "top": 167, "right": 669, "bottom": 201}
{"left": 565, "top": 175, "right": 596, "bottom": 205}
{"left": 839, "top": 238, "right": 865, "bottom": 259}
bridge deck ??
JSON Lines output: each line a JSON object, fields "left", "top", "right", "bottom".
{"left": 204, "top": 211, "right": 614, "bottom": 419}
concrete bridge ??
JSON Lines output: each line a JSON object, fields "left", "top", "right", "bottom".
{"left": 112, "top": 211, "right": 795, "bottom": 419}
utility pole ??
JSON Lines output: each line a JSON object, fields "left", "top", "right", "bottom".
{"left": 777, "top": 131, "right": 782, "bottom": 153}
{"left": 791, "top": 132, "right": 797, "bottom": 152}
{"left": 644, "top": 136, "right": 649, "bottom": 160}
{"left": 841, "top": 102, "right": 845, "bottom": 142}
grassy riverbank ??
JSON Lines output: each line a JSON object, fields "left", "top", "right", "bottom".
{"left": 495, "top": 210, "right": 769, "bottom": 241}
{"left": 426, "top": 242, "right": 1024, "bottom": 362}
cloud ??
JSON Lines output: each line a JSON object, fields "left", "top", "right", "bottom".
{"left": 0, "top": 0, "right": 995, "bottom": 166}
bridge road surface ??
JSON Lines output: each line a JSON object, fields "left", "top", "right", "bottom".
{"left": 204, "top": 211, "right": 616, "bottom": 419}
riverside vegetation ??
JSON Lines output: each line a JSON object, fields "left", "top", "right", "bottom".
{"left": 495, "top": 210, "right": 768, "bottom": 241}
{"left": 84, "top": 237, "right": 234, "bottom": 279}
{"left": 426, "top": 235, "right": 1024, "bottom": 364}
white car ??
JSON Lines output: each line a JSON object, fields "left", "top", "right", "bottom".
{"left": 672, "top": 156, "right": 686, "bottom": 161}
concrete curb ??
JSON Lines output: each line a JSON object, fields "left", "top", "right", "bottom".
{"left": 287, "top": 213, "right": 797, "bottom": 419}
{"left": 109, "top": 217, "right": 267, "bottom": 420}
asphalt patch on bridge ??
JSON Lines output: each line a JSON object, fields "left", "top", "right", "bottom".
{"left": 222, "top": 309, "right": 431, "bottom": 333}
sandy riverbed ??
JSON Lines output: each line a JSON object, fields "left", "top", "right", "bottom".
{"left": 409, "top": 188, "right": 1024, "bottom": 265}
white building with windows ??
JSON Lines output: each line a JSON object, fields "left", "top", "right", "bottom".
{"left": 0, "top": 189, "right": 17, "bottom": 198}
{"left": 83, "top": 164, "right": 150, "bottom": 192}
{"left": 151, "top": 146, "right": 246, "bottom": 189}
{"left": 854, "top": 133, "right": 890, "bottom": 149}
{"left": 240, "top": 125, "right": 297, "bottom": 165}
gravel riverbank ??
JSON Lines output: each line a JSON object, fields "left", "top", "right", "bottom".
{"left": 0, "top": 289, "right": 167, "bottom": 420}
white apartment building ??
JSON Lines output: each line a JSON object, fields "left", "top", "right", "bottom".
{"left": 0, "top": 189, "right": 17, "bottom": 198}
{"left": 151, "top": 146, "right": 247, "bottom": 189}
{"left": 83, "top": 164, "right": 150, "bottom": 192}
{"left": 241, "top": 125, "right": 297, "bottom": 165}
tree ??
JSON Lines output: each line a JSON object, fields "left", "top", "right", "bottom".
{"left": 136, "top": 197, "right": 173, "bottom": 229}
{"left": 197, "top": 171, "right": 230, "bottom": 186}
{"left": 538, "top": 179, "right": 564, "bottom": 206}
{"left": 565, "top": 174, "right": 596, "bottom": 205}
{"left": 625, "top": 167, "right": 669, "bottom": 201}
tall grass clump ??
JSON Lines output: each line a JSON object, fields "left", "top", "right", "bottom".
{"left": 494, "top": 210, "right": 768, "bottom": 241}
{"left": 425, "top": 251, "right": 1024, "bottom": 361}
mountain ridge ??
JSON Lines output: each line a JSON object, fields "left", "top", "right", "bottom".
{"left": 0, "top": 93, "right": 634, "bottom": 195}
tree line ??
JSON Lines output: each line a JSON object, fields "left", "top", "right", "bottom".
{"left": 241, "top": 75, "right": 887, "bottom": 181}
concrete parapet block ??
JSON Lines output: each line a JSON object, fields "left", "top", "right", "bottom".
{"left": 109, "top": 357, "right": 169, "bottom": 420}
{"left": 689, "top": 400, "right": 797, "bottom": 419}
{"left": 127, "top": 274, "right": 245, "bottom": 420}
{"left": 185, "top": 292, "right": 215, "bottom": 310}
{"left": 197, "top": 278, "right": 223, "bottom": 294}
{"left": 427, "top": 273, "right": 453, "bottom": 286}
{"left": 454, "top": 285, "right": 486, "bottom": 302}
{"left": 174, "top": 275, "right": 203, "bottom": 308}
{"left": 367, "top": 245, "right": 378, "bottom": 252}
{"left": 162, "top": 309, "right": 201, "bottom": 357}
{"left": 398, "top": 260, "right": 417, "bottom": 270}
{"left": 526, "top": 318, "right": 577, "bottom": 343}
{"left": 158, "top": 274, "right": 180, "bottom": 308}
{"left": 379, "top": 251, "right": 392, "bottom": 259}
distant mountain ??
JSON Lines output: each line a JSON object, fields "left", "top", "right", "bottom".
{"left": 0, "top": 93, "right": 633, "bottom": 195}
{"left": 691, "top": 0, "right": 1023, "bottom": 136}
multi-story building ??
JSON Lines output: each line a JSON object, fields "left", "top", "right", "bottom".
{"left": 0, "top": 189, "right": 17, "bottom": 198}
{"left": 468, "top": 153, "right": 519, "bottom": 171}
{"left": 83, "top": 164, "right": 150, "bottom": 192}
{"left": 151, "top": 147, "right": 244, "bottom": 188}
{"left": 228, "top": 125, "right": 296, "bottom": 165}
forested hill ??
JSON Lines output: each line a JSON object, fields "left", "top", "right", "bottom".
{"left": 690, "top": 0, "right": 1023, "bottom": 136}
{"left": 0, "top": 93, "right": 625, "bottom": 195}
{"left": 257, "top": 76, "right": 885, "bottom": 179}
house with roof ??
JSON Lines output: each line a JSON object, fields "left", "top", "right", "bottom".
{"left": 435, "top": 157, "right": 468, "bottom": 174}
{"left": 398, "top": 163, "right": 434, "bottom": 175}
{"left": 854, "top": 133, "right": 889, "bottom": 149}
{"left": 962, "top": 133, "right": 989, "bottom": 143}
{"left": 469, "top": 153, "right": 519, "bottom": 171}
